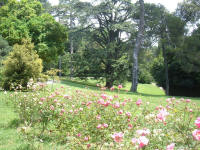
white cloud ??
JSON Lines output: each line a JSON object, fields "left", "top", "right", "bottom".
{"left": 144, "top": 0, "right": 183, "bottom": 12}
{"left": 49, "top": 0, "right": 184, "bottom": 12}
{"left": 49, "top": 0, "right": 59, "bottom": 5}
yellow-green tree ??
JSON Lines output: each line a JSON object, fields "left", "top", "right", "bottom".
{"left": 2, "top": 39, "right": 43, "bottom": 90}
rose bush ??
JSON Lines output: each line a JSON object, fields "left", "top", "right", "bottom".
{"left": 5, "top": 84, "right": 200, "bottom": 149}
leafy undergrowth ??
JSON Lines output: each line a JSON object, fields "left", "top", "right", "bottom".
{"left": 1, "top": 82, "right": 200, "bottom": 150}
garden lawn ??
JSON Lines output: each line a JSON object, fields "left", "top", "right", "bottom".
{"left": 60, "top": 79, "right": 200, "bottom": 105}
{"left": 0, "top": 80, "right": 199, "bottom": 149}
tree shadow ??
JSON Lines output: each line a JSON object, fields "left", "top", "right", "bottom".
{"left": 61, "top": 79, "right": 100, "bottom": 91}
{"left": 7, "top": 118, "right": 22, "bottom": 128}
{"left": 60, "top": 79, "right": 200, "bottom": 101}
{"left": 61, "top": 80, "right": 165, "bottom": 97}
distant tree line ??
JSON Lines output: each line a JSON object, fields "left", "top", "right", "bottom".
{"left": 0, "top": 0, "right": 200, "bottom": 96}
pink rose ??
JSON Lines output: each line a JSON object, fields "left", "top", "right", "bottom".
{"left": 136, "top": 99, "right": 142, "bottom": 106}
{"left": 97, "top": 124, "right": 102, "bottom": 129}
{"left": 131, "top": 138, "right": 138, "bottom": 145}
{"left": 186, "top": 99, "right": 191, "bottom": 103}
{"left": 110, "top": 86, "right": 115, "bottom": 91}
{"left": 61, "top": 109, "right": 65, "bottom": 113}
{"left": 166, "top": 143, "right": 175, "bottom": 150}
{"left": 136, "top": 129, "right": 150, "bottom": 136}
{"left": 118, "top": 85, "right": 123, "bottom": 89}
{"left": 50, "top": 105, "right": 54, "bottom": 111}
{"left": 157, "top": 108, "right": 169, "bottom": 122}
{"left": 138, "top": 136, "right": 149, "bottom": 148}
{"left": 103, "top": 123, "right": 108, "bottom": 128}
{"left": 84, "top": 136, "right": 89, "bottom": 141}
{"left": 101, "top": 94, "right": 107, "bottom": 100}
{"left": 128, "top": 124, "right": 133, "bottom": 130}
{"left": 111, "top": 132, "right": 124, "bottom": 143}
{"left": 195, "top": 117, "right": 200, "bottom": 128}
{"left": 126, "top": 112, "right": 132, "bottom": 118}
{"left": 117, "top": 110, "right": 123, "bottom": 115}
{"left": 192, "top": 129, "right": 200, "bottom": 141}
{"left": 40, "top": 97, "right": 45, "bottom": 101}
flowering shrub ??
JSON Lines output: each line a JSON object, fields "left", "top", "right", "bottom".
{"left": 6, "top": 85, "right": 200, "bottom": 149}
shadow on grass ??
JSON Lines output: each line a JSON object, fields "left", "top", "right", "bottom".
{"left": 61, "top": 79, "right": 166, "bottom": 98}
{"left": 61, "top": 79, "right": 200, "bottom": 102}
{"left": 8, "top": 118, "right": 22, "bottom": 128}
{"left": 16, "top": 143, "right": 36, "bottom": 150}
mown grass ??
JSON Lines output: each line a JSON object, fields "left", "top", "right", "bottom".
{"left": 60, "top": 78, "right": 200, "bottom": 105}
{"left": 0, "top": 92, "right": 26, "bottom": 150}
{"left": 0, "top": 79, "right": 199, "bottom": 149}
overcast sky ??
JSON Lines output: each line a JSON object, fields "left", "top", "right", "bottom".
{"left": 49, "top": 0, "right": 184, "bottom": 12}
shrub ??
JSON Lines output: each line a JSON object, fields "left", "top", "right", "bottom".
{"left": 151, "top": 55, "right": 200, "bottom": 97}
{"left": 2, "top": 39, "right": 43, "bottom": 90}
{"left": 151, "top": 56, "right": 165, "bottom": 88}
{"left": 138, "top": 64, "right": 154, "bottom": 84}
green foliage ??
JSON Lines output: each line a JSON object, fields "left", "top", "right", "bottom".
{"left": 151, "top": 55, "right": 165, "bottom": 88}
{"left": 2, "top": 39, "right": 43, "bottom": 90}
{"left": 176, "top": 0, "right": 200, "bottom": 23}
{"left": 137, "top": 49, "right": 155, "bottom": 84}
{"left": 0, "top": 0, "right": 42, "bottom": 45}
{"left": 28, "top": 13, "right": 68, "bottom": 63}
{"left": 0, "top": 0, "right": 68, "bottom": 66}
{"left": 45, "top": 68, "right": 61, "bottom": 82}
{"left": 0, "top": 35, "right": 12, "bottom": 57}
{"left": 0, "top": 0, "right": 42, "bottom": 20}
{"left": 70, "top": 0, "right": 134, "bottom": 87}
{"left": 0, "top": 36, "right": 12, "bottom": 85}
{"left": 138, "top": 65, "right": 154, "bottom": 84}
{"left": 0, "top": 16, "right": 30, "bottom": 45}
{"left": 151, "top": 25, "right": 200, "bottom": 97}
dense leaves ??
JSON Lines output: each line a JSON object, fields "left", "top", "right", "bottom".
{"left": 0, "top": 0, "right": 68, "bottom": 65}
{"left": 2, "top": 39, "right": 43, "bottom": 90}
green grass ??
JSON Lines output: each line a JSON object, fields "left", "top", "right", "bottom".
{"left": 0, "top": 92, "right": 25, "bottom": 150}
{"left": 60, "top": 78, "right": 200, "bottom": 105}
{"left": 0, "top": 79, "right": 199, "bottom": 149}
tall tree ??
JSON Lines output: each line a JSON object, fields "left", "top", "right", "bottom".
{"left": 131, "top": 0, "right": 145, "bottom": 92}
{"left": 53, "top": 0, "right": 82, "bottom": 77}
{"left": 39, "top": 0, "right": 51, "bottom": 12}
{"left": 176, "top": 0, "right": 200, "bottom": 23}
{"left": 0, "top": 0, "right": 68, "bottom": 67}
{"left": 86, "top": 0, "right": 134, "bottom": 88}
{"left": 160, "top": 15, "right": 170, "bottom": 95}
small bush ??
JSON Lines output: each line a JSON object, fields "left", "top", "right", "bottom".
{"left": 138, "top": 65, "right": 154, "bottom": 84}
{"left": 2, "top": 39, "right": 43, "bottom": 90}
{"left": 151, "top": 56, "right": 165, "bottom": 88}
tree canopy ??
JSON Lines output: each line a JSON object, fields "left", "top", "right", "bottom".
{"left": 0, "top": 0, "right": 68, "bottom": 65}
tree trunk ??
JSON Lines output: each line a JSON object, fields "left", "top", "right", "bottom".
{"left": 130, "top": 0, "right": 145, "bottom": 92}
{"left": 70, "top": 11, "right": 74, "bottom": 79}
{"left": 105, "top": 62, "right": 113, "bottom": 88}
{"left": 161, "top": 15, "right": 170, "bottom": 96}
{"left": 105, "top": 80, "right": 113, "bottom": 89}
{"left": 70, "top": 39, "right": 74, "bottom": 79}
{"left": 161, "top": 39, "right": 169, "bottom": 96}
{"left": 58, "top": 55, "right": 62, "bottom": 77}
{"left": 163, "top": 46, "right": 169, "bottom": 96}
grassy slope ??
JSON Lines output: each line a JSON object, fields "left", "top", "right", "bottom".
{"left": 0, "top": 80, "right": 199, "bottom": 149}
{"left": 60, "top": 79, "right": 200, "bottom": 105}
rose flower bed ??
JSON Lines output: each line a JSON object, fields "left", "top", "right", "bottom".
{"left": 6, "top": 84, "right": 200, "bottom": 150}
